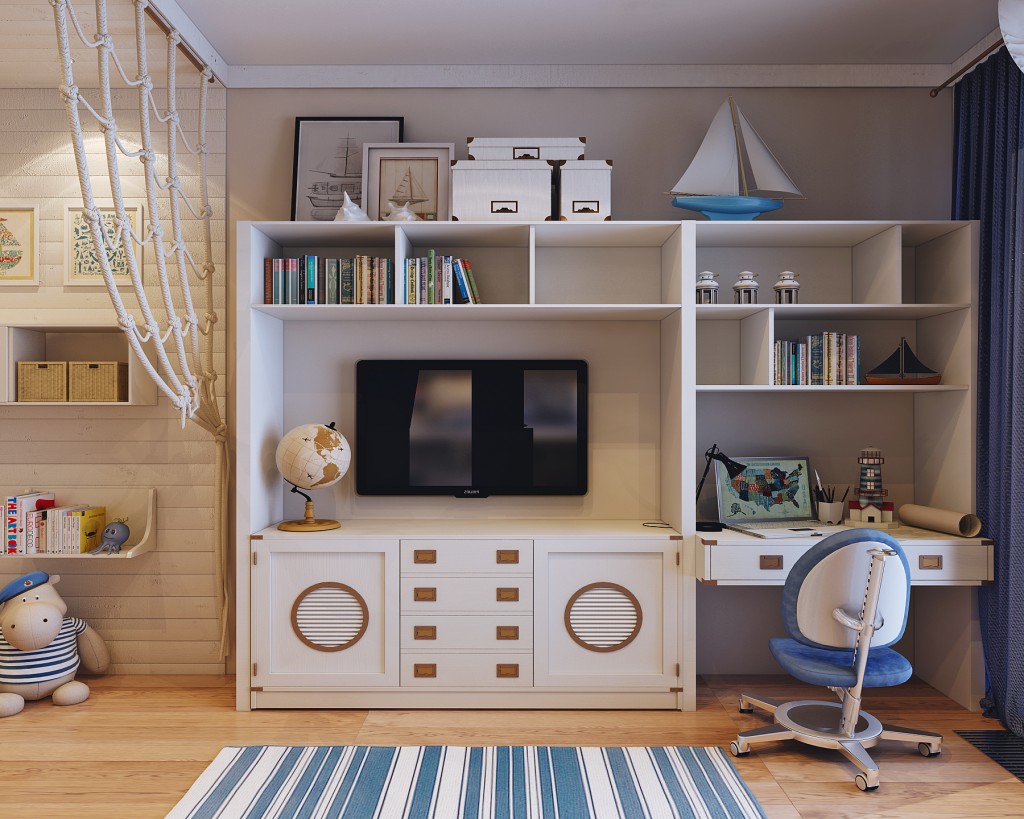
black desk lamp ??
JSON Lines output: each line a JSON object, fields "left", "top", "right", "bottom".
{"left": 696, "top": 444, "right": 747, "bottom": 532}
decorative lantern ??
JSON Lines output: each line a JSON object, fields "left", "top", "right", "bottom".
{"left": 696, "top": 270, "right": 720, "bottom": 304}
{"left": 772, "top": 271, "right": 800, "bottom": 304}
{"left": 732, "top": 271, "right": 759, "bottom": 304}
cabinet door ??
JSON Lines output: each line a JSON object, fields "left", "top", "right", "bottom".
{"left": 534, "top": 538, "right": 678, "bottom": 687}
{"left": 251, "top": 538, "right": 399, "bottom": 688}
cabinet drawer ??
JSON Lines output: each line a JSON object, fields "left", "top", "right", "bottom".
{"left": 701, "top": 543, "right": 810, "bottom": 583}
{"left": 400, "top": 615, "right": 533, "bottom": 650}
{"left": 400, "top": 577, "right": 533, "bottom": 613}
{"left": 903, "top": 542, "right": 993, "bottom": 584}
{"left": 401, "top": 653, "right": 533, "bottom": 687}
{"left": 401, "top": 539, "right": 533, "bottom": 574}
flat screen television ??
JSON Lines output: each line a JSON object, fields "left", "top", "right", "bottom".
{"left": 356, "top": 359, "right": 588, "bottom": 497}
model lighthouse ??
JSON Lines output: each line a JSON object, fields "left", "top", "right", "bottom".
{"left": 847, "top": 446, "right": 897, "bottom": 528}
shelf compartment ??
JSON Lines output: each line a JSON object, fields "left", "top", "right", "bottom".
{"left": 253, "top": 303, "right": 681, "bottom": 321}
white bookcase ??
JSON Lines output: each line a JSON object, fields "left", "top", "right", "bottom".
{"left": 236, "top": 219, "right": 987, "bottom": 712}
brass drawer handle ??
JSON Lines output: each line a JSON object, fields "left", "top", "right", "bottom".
{"left": 496, "top": 625, "right": 520, "bottom": 640}
{"left": 413, "top": 549, "right": 437, "bottom": 564}
{"left": 413, "top": 625, "right": 437, "bottom": 640}
{"left": 496, "top": 549, "right": 519, "bottom": 564}
{"left": 414, "top": 587, "right": 437, "bottom": 602}
{"left": 759, "top": 555, "right": 783, "bottom": 570}
{"left": 919, "top": 555, "right": 944, "bottom": 570}
{"left": 496, "top": 587, "right": 520, "bottom": 602}
{"left": 496, "top": 663, "right": 519, "bottom": 678}
{"left": 414, "top": 663, "right": 437, "bottom": 678}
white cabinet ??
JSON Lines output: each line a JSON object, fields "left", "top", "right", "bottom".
{"left": 534, "top": 538, "right": 678, "bottom": 689}
{"left": 250, "top": 536, "right": 399, "bottom": 689}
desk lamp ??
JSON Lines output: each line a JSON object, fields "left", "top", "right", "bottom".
{"left": 696, "top": 444, "right": 747, "bottom": 532}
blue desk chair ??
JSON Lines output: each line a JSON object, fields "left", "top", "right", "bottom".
{"left": 729, "top": 528, "right": 942, "bottom": 791}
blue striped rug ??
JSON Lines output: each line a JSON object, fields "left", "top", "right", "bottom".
{"left": 167, "top": 745, "right": 765, "bottom": 819}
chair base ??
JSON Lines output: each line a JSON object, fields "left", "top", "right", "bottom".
{"left": 732, "top": 696, "right": 942, "bottom": 791}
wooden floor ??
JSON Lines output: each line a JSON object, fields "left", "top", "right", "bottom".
{"left": 2, "top": 674, "right": 1022, "bottom": 818}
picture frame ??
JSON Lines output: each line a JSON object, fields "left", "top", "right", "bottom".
{"left": 64, "top": 204, "right": 143, "bottom": 288}
{"left": 362, "top": 143, "right": 455, "bottom": 222}
{"left": 714, "top": 455, "right": 814, "bottom": 522}
{"left": 0, "top": 203, "right": 39, "bottom": 286}
{"left": 291, "top": 117, "right": 404, "bottom": 221}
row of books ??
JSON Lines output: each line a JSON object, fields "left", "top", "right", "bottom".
{"left": 5, "top": 491, "right": 106, "bottom": 555}
{"left": 262, "top": 253, "right": 482, "bottom": 306}
{"left": 774, "top": 332, "right": 861, "bottom": 386}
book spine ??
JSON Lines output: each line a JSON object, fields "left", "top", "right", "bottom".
{"left": 809, "top": 334, "right": 823, "bottom": 386}
{"left": 272, "top": 258, "right": 284, "bottom": 304}
{"left": 462, "top": 258, "right": 481, "bottom": 303}
{"left": 264, "top": 258, "right": 273, "bottom": 304}
{"left": 452, "top": 258, "right": 471, "bottom": 304}
{"left": 341, "top": 258, "right": 355, "bottom": 304}
{"left": 326, "top": 258, "right": 339, "bottom": 305}
{"left": 305, "top": 255, "right": 317, "bottom": 304}
{"left": 427, "top": 249, "right": 436, "bottom": 305}
{"left": 443, "top": 256, "right": 453, "bottom": 304}
{"left": 317, "top": 257, "right": 327, "bottom": 305}
{"left": 419, "top": 257, "right": 428, "bottom": 304}
{"left": 376, "top": 258, "right": 386, "bottom": 305}
{"left": 386, "top": 258, "right": 395, "bottom": 304}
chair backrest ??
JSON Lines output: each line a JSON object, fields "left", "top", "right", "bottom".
{"left": 782, "top": 528, "right": 910, "bottom": 651}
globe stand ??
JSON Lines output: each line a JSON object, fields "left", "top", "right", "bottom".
{"left": 277, "top": 485, "right": 340, "bottom": 532}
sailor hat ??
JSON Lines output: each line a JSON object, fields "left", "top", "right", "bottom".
{"left": 0, "top": 571, "right": 50, "bottom": 605}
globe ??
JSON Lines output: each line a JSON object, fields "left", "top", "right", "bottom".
{"left": 275, "top": 422, "right": 351, "bottom": 531}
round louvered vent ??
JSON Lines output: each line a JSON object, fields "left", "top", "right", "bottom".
{"left": 290, "top": 582, "right": 368, "bottom": 652}
{"left": 563, "top": 582, "right": 643, "bottom": 652}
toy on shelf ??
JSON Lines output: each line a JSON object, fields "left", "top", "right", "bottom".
{"left": 865, "top": 337, "right": 941, "bottom": 385}
{"left": 0, "top": 571, "right": 109, "bottom": 717}
{"left": 847, "top": 446, "right": 897, "bottom": 528}
{"left": 90, "top": 520, "right": 131, "bottom": 555}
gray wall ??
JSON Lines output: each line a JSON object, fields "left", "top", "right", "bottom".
{"left": 227, "top": 87, "right": 953, "bottom": 223}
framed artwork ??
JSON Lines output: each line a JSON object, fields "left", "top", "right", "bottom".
{"left": 291, "top": 117, "right": 404, "bottom": 221}
{"left": 0, "top": 204, "right": 39, "bottom": 286}
{"left": 64, "top": 205, "right": 143, "bottom": 287}
{"left": 362, "top": 143, "right": 454, "bottom": 221}
{"left": 714, "top": 455, "right": 814, "bottom": 522}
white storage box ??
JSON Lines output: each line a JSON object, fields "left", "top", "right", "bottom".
{"left": 559, "top": 160, "right": 612, "bottom": 222}
{"left": 467, "top": 137, "right": 586, "bottom": 161}
{"left": 451, "top": 159, "right": 555, "bottom": 221}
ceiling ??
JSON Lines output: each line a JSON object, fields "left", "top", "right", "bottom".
{"left": 3, "top": 0, "right": 1002, "bottom": 88}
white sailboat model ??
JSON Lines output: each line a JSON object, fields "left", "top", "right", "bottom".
{"left": 669, "top": 96, "right": 804, "bottom": 220}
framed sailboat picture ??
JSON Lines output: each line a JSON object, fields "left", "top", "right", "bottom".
{"left": 362, "top": 143, "right": 454, "bottom": 221}
{"left": 291, "top": 117, "right": 404, "bottom": 221}
{"left": 0, "top": 203, "right": 39, "bottom": 286}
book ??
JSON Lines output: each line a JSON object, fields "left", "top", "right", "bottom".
{"left": 325, "top": 258, "right": 339, "bottom": 305}
{"left": 461, "top": 258, "right": 481, "bottom": 303}
{"left": 427, "top": 249, "right": 436, "bottom": 305}
{"left": 316, "top": 257, "right": 328, "bottom": 305}
{"left": 285, "top": 258, "right": 299, "bottom": 305}
{"left": 340, "top": 258, "right": 355, "bottom": 304}
{"left": 272, "top": 258, "right": 285, "bottom": 304}
{"left": 442, "top": 256, "right": 453, "bottom": 304}
{"left": 304, "top": 255, "right": 318, "bottom": 304}
{"left": 452, "top": 258, "right": 473, "bottom": 304}
{"left": 69, "top": 506, "right": 106, "bottom": 553}
{"left": 264, "top": 258, "right": 273, "bottom": 304}
{"left": 4, "top": 492, "right": 55, "bottom": 554}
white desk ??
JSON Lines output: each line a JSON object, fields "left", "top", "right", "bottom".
{"left": 693, "top": 525, "right": 992, "bottom": 711}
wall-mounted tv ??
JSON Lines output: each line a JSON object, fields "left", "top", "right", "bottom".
{"left": 356, "top": 359, "right": 588, "bottom": 497}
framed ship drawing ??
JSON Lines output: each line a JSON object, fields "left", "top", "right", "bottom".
{"left": 291, "top": 117, "right": 404, "bottom": 221}
{"left": 0, "top": 203, "right": 39, "bottom": 286}
{"left": 64, "top": 204, "right": 143, "bottom": 287}
{"left": 362, "top": 143, "right": 454, "bottom": 221}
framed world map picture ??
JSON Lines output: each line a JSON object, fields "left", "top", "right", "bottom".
{"left": 65, "top": 205, "right": 143, "bottom": 287}
{"left": 0, "top": 204, "right": 39, "bottom": 286}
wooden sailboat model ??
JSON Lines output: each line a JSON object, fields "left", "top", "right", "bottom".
{"left": 669, "top": 96, "right": 804, "bottom": 220}
{"left": 865, "top": 337, "right": 941, "bottom": 385}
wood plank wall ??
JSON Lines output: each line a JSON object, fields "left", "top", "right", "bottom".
{"left": 0, "top": 77, "right": 227, "bottom": 674}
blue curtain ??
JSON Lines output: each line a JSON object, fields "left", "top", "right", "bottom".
{"left": 953, "top": 46, "right": 1024, "bottom": 735}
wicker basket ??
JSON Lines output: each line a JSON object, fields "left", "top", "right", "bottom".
{"left": 69, "top": 361, "right": 129, "bottom": 402}
{"left": 17, "top": 361, "right": 68, "bottom": 402}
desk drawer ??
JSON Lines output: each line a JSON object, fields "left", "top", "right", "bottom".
{"left": 903, "top": 542, "right": 993, "bottom": 584}
{"left": 401, "top": 539, "right": 533, "bottom": 575}
{"left": 400, "top": 577, "right": 533, "bottom": 613}
{"left": 401, "top": 653, "right": 533, "bottom": 687}
{"left": 700, "top": 543, "right": 810, "bottom": 583}
{"left": 400, "top": 615, "right": 533, "bottom": 650}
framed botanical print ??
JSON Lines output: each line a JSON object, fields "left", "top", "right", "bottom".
{"left": 0, "top": 204, "right": 39, "bottom": 286}
{"left": 291, "top": 117, "right": 404, "bottom": 221}
{"left": 362, "top": 143, "right": 454, "bottom": 221}
{"left": 64, "top": 205, "right": 143, "bottom": 287}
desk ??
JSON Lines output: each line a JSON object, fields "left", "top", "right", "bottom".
{"left": 692, "top": 525, "right": 993, "bottom": 711}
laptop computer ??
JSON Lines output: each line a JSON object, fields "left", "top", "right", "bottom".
{"left": 713, "top": 455, "right": 843, "bottom": 538}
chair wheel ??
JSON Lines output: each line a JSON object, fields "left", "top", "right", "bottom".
{"left": 918, "top": 742, "right": 940, "bottom": 757}
{"left": 855, "top": 774, "right": 878, "bottom": 792}
{"left": 729, "top": 741, "right": 748, "bottom": 757}
{"left": 737, "top": 698, "right": 753, "bottom": 713}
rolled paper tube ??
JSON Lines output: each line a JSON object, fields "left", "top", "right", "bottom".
{"left": 898, "top": 504, "right": 983, "bottom": 537}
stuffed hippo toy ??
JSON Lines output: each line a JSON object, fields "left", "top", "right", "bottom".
{"left": 0, "top": 571, "right": 109, "bottom": 717}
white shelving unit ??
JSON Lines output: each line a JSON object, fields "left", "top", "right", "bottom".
{"left": 237, "top": 218, "right": 987, "bottom": 712}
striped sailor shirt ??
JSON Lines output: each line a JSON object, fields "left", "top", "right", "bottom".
{"left": 0, "top": 616, "right": 85, "bottom": 685}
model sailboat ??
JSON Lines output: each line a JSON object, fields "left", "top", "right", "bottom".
{"left": 669, "top": 96, "right": 804, "bottom": 220}
{"left": 865, "top": 337, "right": 941, "bottom": 385}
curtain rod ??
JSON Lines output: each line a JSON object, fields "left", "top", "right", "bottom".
{"left": 144, "top": 5, "right": 217, "bottom": 83}
{"left": 930, "top": 39, "right": 1004, "bottom": 97}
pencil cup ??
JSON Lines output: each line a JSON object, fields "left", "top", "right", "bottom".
{"left": 817, "top": 501, "right": 845, "bottom": 525}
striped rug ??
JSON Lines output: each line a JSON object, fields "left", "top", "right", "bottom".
{"left": 167, "top": 745, "right": 765, "bottom": 819}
